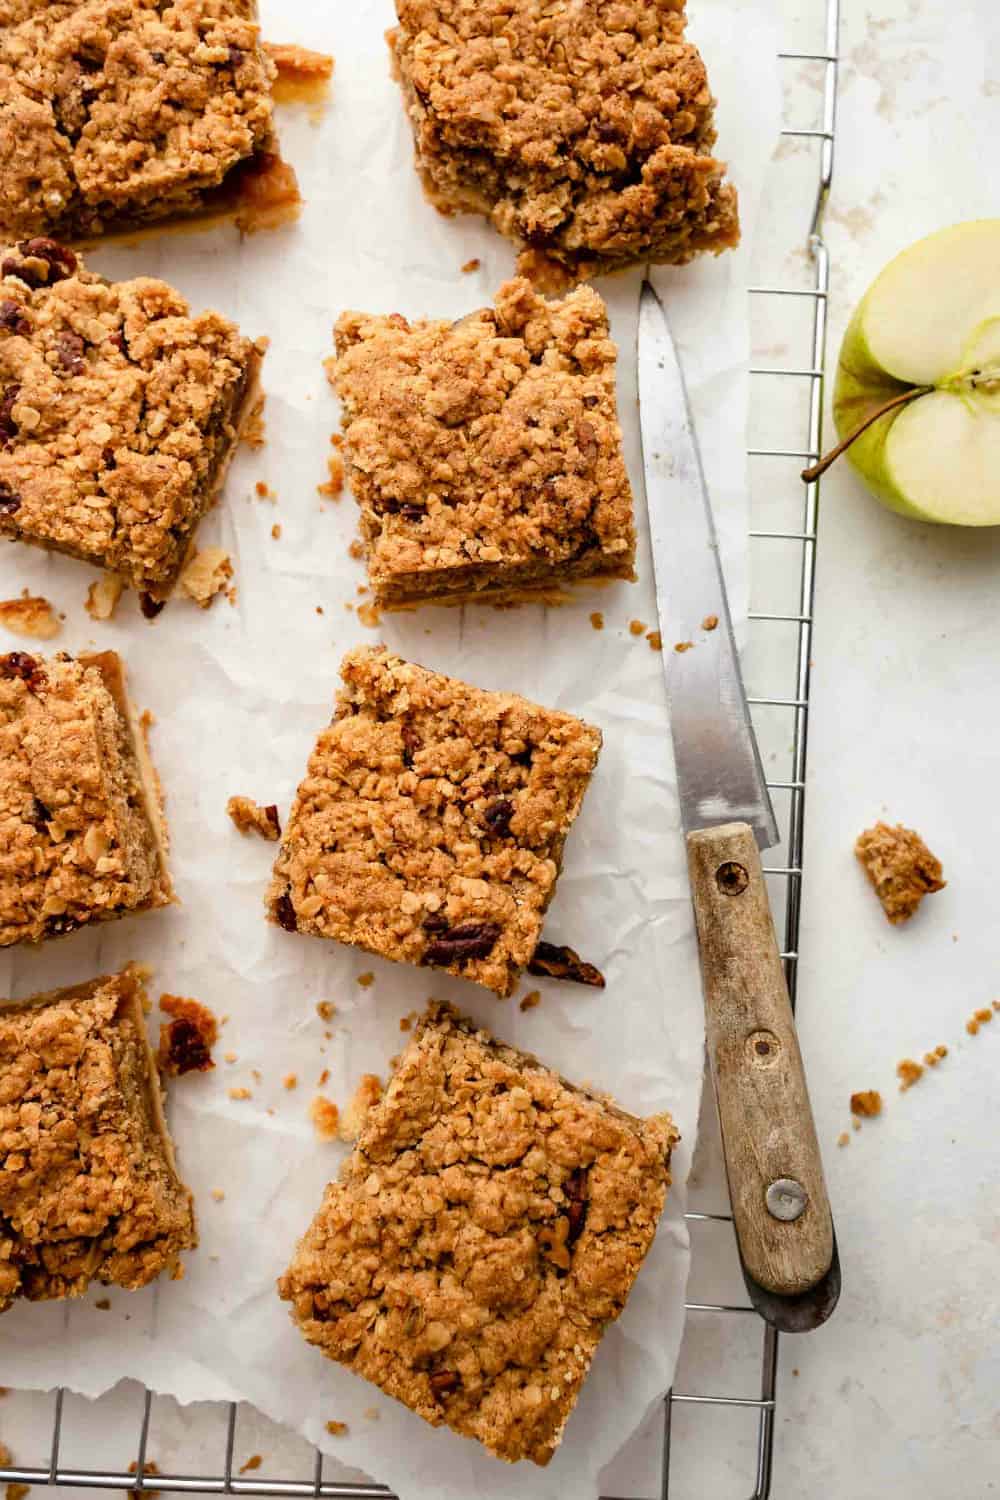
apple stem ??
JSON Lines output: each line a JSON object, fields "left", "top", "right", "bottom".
{"left": 801, "top": 385, "right": 934, "bottom": 483}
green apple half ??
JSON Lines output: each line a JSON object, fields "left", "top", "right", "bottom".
{"left": 827, "top": 220, "right": 1000, "bottom": 525}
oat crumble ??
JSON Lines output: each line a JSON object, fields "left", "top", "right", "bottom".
{"left": 855, "top": 823, "right": 945, "bottom": 925}
{"left": 330, "top": 278, "right": 635, "bottom": 608}
{"left": 278, "top": 1001, "right": 677, "bottom": 1465}
{"left": 266, "top": 645, "right": 601, "bottom": 997}
{"left": 227, "top": 795, "right": 280, "bottom": 840}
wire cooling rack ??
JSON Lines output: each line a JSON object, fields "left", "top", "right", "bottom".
{"left": 0, "top": 3, "right": 840, "bottom": 1495}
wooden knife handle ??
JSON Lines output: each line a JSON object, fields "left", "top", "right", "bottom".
{"left": 687, "top": 822, "right": 834, "bottom": 1297}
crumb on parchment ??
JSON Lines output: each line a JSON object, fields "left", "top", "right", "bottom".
{"left": 85, "top": 573, "right": 124, "bottom": 621}
{"left": 629, "top": 620, "right": 646, "bottom": 636}
{"left": 0, "top": 595, "right": 60, "bottom": 640}
{"left": 674, "top": 640, "right": 694, "bottom": 653}
{"left": 325, "top": 1420, "right": 348, "bottom": 1436}
{"left": 836, "top": 1132, "right": 850, "bottom": 1148}
{"left": 855, "top": 822, "right": 945, "bottom": 925}
{"left": 227, "top": 796, "right": 281, "bottom": 841}
{"left": 849, "top": 1090, "right": 882, "bottom": 1118}
{"left": 647, "top": 630, "right": 662, "bottom": 651}
{"left": 271, "top": 523, "right": 282, "bottom": 540}
{"left": 357, "top": 972, "right": 374, "bottom": 989}
{"left": 589, "top": 611, "right": 604, "bottom": 630}
{"left": 228, "top": 1087, "right": 252, "bottom": 1101}
{"left": 702, "top": 614, "right": 719, "bottom": 631}
{"left": 238, "top": 1456, "right": 262, "bottom": 1475}
{"left": 461, "top": 258, "right": 480, "bottom": 273}
{"left": 923, "top": 1045, "right": 948, "bottom": 1067}
{"left": 309, "top": 1096, "right": 340, "bottom": 1141}
{"left": 157, "top": 993, "right": 218, "bottom": 1077}
{"left": 318, "top": 453, "right": 345, "bottom": 500}
{"left": 177, "top": 548, "right": 233, "bottom": 609}
{"left": 519, "top": 989, "right": 541, "bottom": 1012}
{"left": 316, "top": 1001, "right": 336, "bottom": 1022}
{"left": 896, "top": 1058, "right": 923, "bottom": 1092}
{"left": 283, "top": 1073, "right": 298, "bottom": 1090}
{"left": 966, "top": 1008, "right": 994, "bottom": 1036}
{"left": 211, "top": 1188, "right": 225, "bottom": 1202}
{"left": 338, "top": 1073, "right": 383, "bottom": 1142}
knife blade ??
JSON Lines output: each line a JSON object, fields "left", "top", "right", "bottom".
{"left": 637, "top": 279, "right": 839, "bottom": 1328}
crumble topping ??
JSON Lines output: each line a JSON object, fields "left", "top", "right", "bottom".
{"left": 855, "top": 822, "right": 945, "bottom": 925}
{"left": 266, "top": 645, "right": 602, "bottom": 998}
{"left": 0, "top": 0, "right": 289, "bottom": 241}
{"left": 330, "top": 278, "right": 635, "bottom": 608}
{"left": 0, "top": 650, "right": 172, "bottom": 947}
{"left": 279, "top": 1001, "right": 677, "bottom": 1466}
{"left": 389, "top": 0, "right": 739, "bottom": 277}
{"left": 0, "top": 968, "right": 196, "bottom": 1312}
{"left": 0, "top": 242, "right": 262, "bottom": 593}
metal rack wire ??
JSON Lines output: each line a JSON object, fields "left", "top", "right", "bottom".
{"left": 0, "top": 3, "right": 840, "bottom": 1495}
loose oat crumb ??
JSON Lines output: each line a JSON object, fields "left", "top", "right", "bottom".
{"left": 0, "top": 595, "right": 60, "bottom": 640}
{"left": 519, "top": 989, "right": 541, "bottom": 1012}
{"left": 849, "top": 1090, "right": 882, "bottom": 1118}
{"left": 239, "top": 1456, "right": 262, "bottom": 1475}
{"left": 227, "top": 795, "right": 281, "bottom": 841}
{"left": 85, "top": 572, "right": 125, "bottom": 621}
{"left": 702, "top": 614, "right": 719, "bottom": 631}
{"left": 589, "top": 611, "right": 604, "bottom": 630}
{"left": 851, "top": 1118, "right": 861, "bottom": 1132}
{"left": 975, "top": 1007, "right": 993, "bottom": 1025}
{"left": 211, "top": 1188, "right": 225, "bottom": 1203}
{"left": 283, "top": 1073, "right": 298, "bottom": 1090}
{"left": 855, "top": 822, "right": 945, "bottom": 925}
{"left": 316, "top": 1001, "right": 336, "bottom": 1021}
{"left": 224, "top": 1051, "right": 237, "bottom": 1064}
{"left": 255, "top": 481, "right": 273, "bottom": 499}
{"left": 461, "top": 258, "right": 481, "bottom": 274}
{"left": 318, "top": 453, "right": 345, "bottom": 500}
{"left": 357, "top": 972, "right": 375, "bottom": 989}
{"left": 674, "top": 640, "right": 694, "bottom": 653}
{"left": 338, "top": 1073, "right": 383, "bottom": 1141}
{"left": 363, "top": 1407, "right": 380, "bottom": 1421}
{"left": 837, "top": 1132, "right": 850, "bottom": 1148}
{"left": 349, "top": 539, "right": 365, "bottom": 560}
{"left": 317, "top": 1068, "right": 330, "bottom": 1087}
{"left": 647, "top": 630, "right": 662, "bottom": 651}
{"left": 924, "top": 1045, "right": 948, "bottom": 1067}
{"left": 252, "top": 1069, "right": 262, "bottom": 1085}
{"left": 309, "top": 1096, "right": 340, "bottom": 1141}
{"left": 271, "top": 523, "right": 282, "bottom": 540}
{"left": 178, "top": 548, "right": 233, "bottom": 609}
{"left": 896, "top": 1058, "right": 923, "bottom": 1091}
{"left": 95, "top": 1297, "right": 111, "bottom": 1310}
{"left": 629, "top": 619, "right": 647, "bottom": 636}
{"left": 325, "top": 1421, "right": 348, "bottom": 1437}
{"left": 157, "top": 995, "right": 218, "bottom": 1077}
{"left": 228, "top": 1087, "right": 252, "bottom": 1101}
{"left": 357, "top": 600, "right": 381, "bottom": 628}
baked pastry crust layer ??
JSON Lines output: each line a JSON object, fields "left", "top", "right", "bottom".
{"left": 331, "top": 277, "right": 636, "bottom": 608}
{"left": 0, "top": 966, "right": 196, "bottom": 1313}
{"left": 279, "top": 1001, "right": 678, "bottom": 1465}
{"left": 266, "top": 646, "right": 601, "bottom": 997}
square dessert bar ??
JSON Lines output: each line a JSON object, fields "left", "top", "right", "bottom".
{"left": 0, "top": 0, "right": 300, "bottom": 241}
{"left": 389, "top": 0, "right": 739, "bottom": 279}
{"left": 0, "top": 240, "right": 263, "bottom": 600}
{"left": 279, "top": 1002, "right": 678, "bottom": 1465}
{"left": 331, "top": 278, "right": 636, "bottom": 607}
{"left": 267, "top": 646, "right": 601, "bottom": 998}
{"left": 0, "top": 649, "right": 172, "bottom": 948}
{"left": 0, "top": 966, "right": 196, "bottom": 1314}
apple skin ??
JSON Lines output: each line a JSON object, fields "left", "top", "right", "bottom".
{"left": 832, "top": 304, "right": 937, "bottom": 523}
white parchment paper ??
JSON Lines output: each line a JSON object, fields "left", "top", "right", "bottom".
{"left": 0, "top": 2, "right": 779, "bottom": 1495}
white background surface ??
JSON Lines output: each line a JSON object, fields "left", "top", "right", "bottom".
{"left": 3, "top": 0, "right": 1000, "bottom": 1497}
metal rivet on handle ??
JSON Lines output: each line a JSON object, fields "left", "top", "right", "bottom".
{"left": 765, "top": 1177, "right": 808, "bottom": 1222}
{"left": 716, "top": 860, "right": 749, "bottom": 895}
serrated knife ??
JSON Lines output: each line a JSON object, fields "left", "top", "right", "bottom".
{"left": 638, "top": 281, "right": 840, "bottom": 1331}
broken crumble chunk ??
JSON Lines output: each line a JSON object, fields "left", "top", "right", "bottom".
{"left": 0, "top": 595, "right": 60, "bottom": 640}
{"left": 278, "top": 1001, "right": 677, "bottom": 1466}
{"left": 266, "top": 645, "right": 601, "bottom": 997}
{"left": 855, "top": 822, "right": 945, "bottom": 925}
{"left": 849, "top": 1090, "right": 882, "bottom": 1118}
{"left": 0, "top": 967, "right": 196, "bottom": 1313}
{"left": 227, "top": 795, "right": 281, "bottom": 841}
{"left": 157, "top": 994, "right": 218, "bottom": 1077}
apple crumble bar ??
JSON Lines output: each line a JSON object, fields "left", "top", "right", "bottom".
{"left": 0, "top": 966, "right": 196, "bottom": 1313}
{"left": 389, "top": 0, "right": 739, "bottom": 279}
{"left": 855, "top": 821, "right": 945, "bottom": 925}
{"left": 0, "top": 240, "right": 263, "bottom": 601}
{"left": 266, "top": 645, "right": 601, "bottom": 998}
{"left": 0, "top": 649, "right": 172, "bottom": 948}
{"left": 279, "top": 1001, "right": 678, "bottom": 1465}
{"left": 0, "top": 0, "right": 300, "bottom": 241}
{"left": 330, "top": 278, "right": 635, "bottom": 607}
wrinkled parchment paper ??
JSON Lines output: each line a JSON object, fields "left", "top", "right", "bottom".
{"left": 0, "top": 2, "right": 779, "bottom": 1495}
